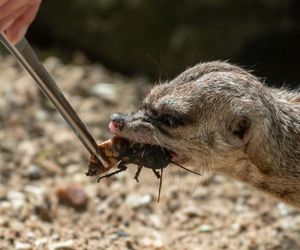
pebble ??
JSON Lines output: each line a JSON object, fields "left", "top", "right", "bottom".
{"left": 35, "top": 198, "right": 53, "bottom": 222}
{"left": 35, "top": 237, "right": 48, "bottom": 247}
{"left": 277, "top": 203, "right": 292, "bottom": 217}
{"left": 15, "top": 241, "right": 32, "bottom": 250}
{"left": 125, "top": 194, "right": 152, "bottom": 208}
{"left": 27, "top": 164, "right": 42, "bottom": 180}
{"left": 66, "top": 164, "right": 81, "bottom": 174}
{"left": 198, "top": 224, "right": 214, "bottom": 233}
{"left": 7, "top": 191, "right": 25, "bottom": 201}
{"left": 90, "top": 83, "right": 117, "bottom": 102}
{"left": 116, "top": 229, "right": 129, "bottom": 238}
{"left": 40, "top": 160, "right": 63, "bottom": 175}
{"left": 0, "top": 217, "right": 8, "bottom": 226}
{"left": 51, "top": 234, "right": 60, "bottom": 241}
{"left": 44, "top": 56, "right": 61, "bottom": 72}
{"left": 25, "top": 185, "right": 44, "bottom": 199}
{"left": 7, "top": 191, "right": 25, "bottom": 210}
{"left": 56, "top": 184, "right": 89, "bottom": 210}
{"left": 35, "top": 110, "right": 49, "bottom": 121}
{"left": 182, "top": 206, "right": 204, "bottom": 217}
{"left": 141, "top": 236, "right": 164, "bottom": 248}
{"left": 148, "top": 214, "right": 161, "bottom": 229}
{"left": 0, "top": 201, "right": 12, "bottom": 213}
{"left": 48, "top": 240, "right": 74, "bottom": 250}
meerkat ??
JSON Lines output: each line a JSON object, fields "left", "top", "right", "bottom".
{"left": 108, "top": 61, "right": 300, "bottom": 207}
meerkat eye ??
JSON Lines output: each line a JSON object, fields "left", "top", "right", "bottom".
{"left": 157, "top": 114, "right": 184, "bottom": 128}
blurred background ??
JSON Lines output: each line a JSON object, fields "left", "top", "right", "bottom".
{"left": 1, "top": 1, "right": 300, "bottom": 249}
{"left": 28, "top": 0, "right": 300, "bottom": 88}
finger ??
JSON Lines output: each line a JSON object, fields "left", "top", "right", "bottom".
{"left": 0, "top": 0, "right": 9, "bottom": 8}
{"left": 6, "top": 2, "right": 40, "bottom": 44}
{"left": 0, "top": 4, "right": 29, "bottom": 31}
{"left": 0, "top": 0, "right": 33, "bottom": 22}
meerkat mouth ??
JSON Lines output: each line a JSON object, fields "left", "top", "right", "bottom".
{"left": 168, "top": 150, "right": 187, "bottom": 164}
{"left": 108, "top": 120, "right": 188, "bottom": 164}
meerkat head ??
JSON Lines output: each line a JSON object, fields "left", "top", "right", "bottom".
{"left": 109, "top": 61, "right": 272, "bottom": 170}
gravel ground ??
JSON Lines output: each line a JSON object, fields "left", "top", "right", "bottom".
{"left": 0, "top": 54, "right": 300, "bottom": 250}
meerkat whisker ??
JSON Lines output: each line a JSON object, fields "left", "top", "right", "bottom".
{"left": 153, "top": 135, "right": 165, "bottom": 153}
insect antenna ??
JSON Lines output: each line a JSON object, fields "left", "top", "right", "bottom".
{"left": 170, "top": 161, "right": 202, "bottom": 176}
{"left": 157, "top": 168, "right": 163, "bottom": 202}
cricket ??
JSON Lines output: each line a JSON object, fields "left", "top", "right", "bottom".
{"left": 86, "top": 136, "right": 201, "bottom": 201}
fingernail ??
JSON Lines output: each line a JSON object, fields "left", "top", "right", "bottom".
{"left": 11, "top": 26, "right": 28, "bottom": 45}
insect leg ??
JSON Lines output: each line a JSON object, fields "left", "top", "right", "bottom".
{"left": 97, "top": 164, "right": 127, "bottom": 182}
{"left": 152, "top": 169, "right": 161, "bottom": 179}
{"left": 134, "top": 165, "right": 143, "bottom": 183}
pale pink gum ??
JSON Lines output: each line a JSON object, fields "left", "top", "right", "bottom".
{"left": 108, "top": 121, "right": 118, "bottom": 133}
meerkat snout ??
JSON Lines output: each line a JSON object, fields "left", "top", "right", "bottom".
{"left": 110, "top": 113, "right": 126, "bottom": 131}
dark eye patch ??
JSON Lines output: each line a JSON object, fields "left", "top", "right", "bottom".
{"left": 156, "top": 114, "right": 185, "bottom": 128}
{"left": 140, "top": 104, "right": 186, "bottom": 129}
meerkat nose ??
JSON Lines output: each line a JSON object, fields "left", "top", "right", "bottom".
{"left": 109, "top": 113, "right": 125, "bottom": 132}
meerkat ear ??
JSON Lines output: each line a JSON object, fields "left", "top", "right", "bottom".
{"left": 226, "top": 116, "right": 251, "bottom": 147}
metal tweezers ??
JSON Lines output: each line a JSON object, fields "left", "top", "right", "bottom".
{"left": 0, "top": 33, "right": 108, "bottom": 167}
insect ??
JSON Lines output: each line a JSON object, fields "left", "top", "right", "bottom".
{"left": 86, "top": 136, "right": 201, "bottom": 201}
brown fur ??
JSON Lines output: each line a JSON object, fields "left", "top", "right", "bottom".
{"left": 110, "top": 61, "right": 300, "bottom": 207}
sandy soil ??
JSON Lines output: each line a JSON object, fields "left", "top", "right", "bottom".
{"left": 0, "top": 54, "right": 300, "bottom": 250}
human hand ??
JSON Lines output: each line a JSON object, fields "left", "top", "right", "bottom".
{"left": 0, "top": 0, "right": 42, "bottom": 44}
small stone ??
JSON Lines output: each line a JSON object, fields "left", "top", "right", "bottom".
{"left": 116, "top": 229, "right": 129, "bottom": 238}
{"left": 7, "top": 191, "right": 25, "bottom": 210}
{"left": 44, "top": 56, "right": 61, "bottom": 72}
{"left": 26, "top": 231, "right": 35, "bottom": 239}
{"left": 25, "top": 185, "right": 44, "bottom": 199}
{"left": 198, "top": 224, "right": 214, "bottom": 233}
{"left": 148, "top": 214, "right": 161, "bottom": 229}
{"left": 277, "top": 203, "right": 292, "bottom": 217}
{"left": 48, "top": 240, "right": 74, "bottom": 250}
{"left": 35, "top": 110, "right": 48, "bottom": 121}
{"left": 56, "top": 185, "right": 89, "bottom": 210}
{"left": 51, "top": 234, "right": 60, "bottom": 241}
{"left": 0, "top": 201, "right": 12, "bottom": 213}
{"left": 182, "top": 206, "right": 204, "bottom": 217}
{"left": 35, "top": 237, "right": 48, "bottom": 247}
{"left": 0, "top": 217, "right": 8, "bottom": 226}
{"left": 141, "top": 235, "right": 164, "bottom": 248}
{"left": 27, "top": 164, "right": 42, "bottom": 180}
{"left": 125, "top": 194, "right": 152, "bottom": 208}
{"left": 40, "top": 160, "right": 63, "bottom": 175}
{"left": 7, "top": 191, "right": 25, "bottom": 201}
{"left": 15, "top": 241, "right": 32, "bottom": 250}
{"left": 66, "top": 164, "right": 81, "bottom": 174}
{"left": 35, "top": 197, "right": 53, "bottom": 222}
{"left": 280, "top": 217, "right": 294, "bottom": 230}
{"left": 90, "top": 83, "right": 117, "bottom": 102}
